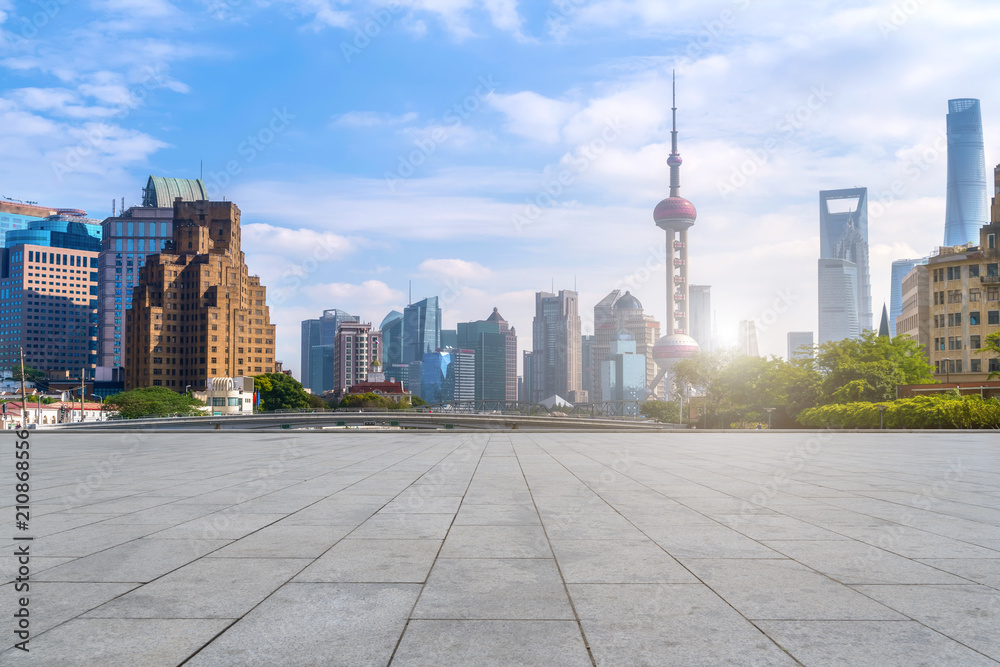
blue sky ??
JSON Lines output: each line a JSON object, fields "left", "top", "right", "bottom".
{"left": 2, "top": 0, "right": 998, "bottom": 377}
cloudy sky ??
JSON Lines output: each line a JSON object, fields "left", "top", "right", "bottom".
{"left": 2, "top": 0, "right": 998, "bottom": 376}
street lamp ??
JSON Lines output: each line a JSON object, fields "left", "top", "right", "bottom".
{"left": 764, "top": 407, "right": 775, "bottom": 430}
{"left": 878, "top": 404, "right": 887, "bottom": 430}
{"left": 89, "top": 394, "right": 105, "bottom": 422}
{"left": 942, "top": 358, "right": 951, "bottom": 384}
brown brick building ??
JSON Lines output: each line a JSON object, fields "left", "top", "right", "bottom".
{"left": 124, "top": 200, "right": 276, "bottom": 391}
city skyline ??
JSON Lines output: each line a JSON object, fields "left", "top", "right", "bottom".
{"left": 2, "top": 2, "right": 998, "bottom": 377}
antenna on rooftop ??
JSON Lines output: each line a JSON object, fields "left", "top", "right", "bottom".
{"left": 112, "top": 199, "right": 116, "bottom": 216}
{"left": 408, "top": 280, "right": 412, "bottom": 305}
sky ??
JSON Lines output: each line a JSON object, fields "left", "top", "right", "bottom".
{"left": 2, "top": 0, "right": 998, "bottom": 378}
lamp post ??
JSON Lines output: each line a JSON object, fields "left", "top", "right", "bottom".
{"left": 878, "top": 404, "right": 887, "bottom": 430}
{"left": 89, "top": 394, "right": 105, "bottom": 422}
{"left": 764, "top": 407, "right": 775, "bottom": 430}
{"left": 942, "top": 357, "right": 951, "bottom": 385}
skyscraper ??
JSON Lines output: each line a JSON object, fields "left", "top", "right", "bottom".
{"left": 457, "top": 307, "right": 517, "bottom": 402}
{"left": 818, "top": 187, "right": 872, "bottom": 344}
{"left": 599, "top": 332, "right": 647, "bottom": 408}
{"left": 124, "top": 200, "right": 277, "bottom": 391}
{"left": 0, "top": 217, "right": 102, "bottom": 379}
{"left": 944, "top": 98, "right": 988, "bottom": 247}
{"left": 98, "top": 176, "right": 206, "bottom": 370}
{"left": 420, "top": 348, "right": 474, "bottom": 404}
{"left": 380, "top": 310, "right": 403, "bottom": 374}
{"left": 591, "top": 290, "right": 660, "bottom": 400}
{"left": 301, "top": 309, "right": 359, "bottom": 393}
{"left": 889, "top": 257, "right": 928, "bottom": 336}
{"left": 689, "top": 284, "right": 711, "bottom": 351}
{"left": 738, "top": 320, "right": 759, "bottom": 357}
{"left": 332, "top": 321, "right": 381, "bottom": 397}
{"left": 786, "top": 331, "right": 814, "bottom": 361}
{"left": 530, "top": 289, "right": 581, "bottom": 403}
{"left": 403, "top": 296, "right": 441, "bottom": 364}
{"left": 650, "top": 74, "right": 700, "bottom": 392}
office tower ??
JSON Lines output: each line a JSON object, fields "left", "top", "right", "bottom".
{"left": 889, "top": 257, "right": 928, "bottom": 336}
{"left": 738, "top": 320, "right": 759, "bottom": 357}
{"left": 403, "top": 296, "right": 441, "bottom": 364}
{"left": 878, "top": 304, "right": 890, "bottom": 337}
{"left": 301, "top": 308, "right": 358, "bottom": 393}
{"left": 420, "top": 348, "right": 474, "bottom": 404}
{"left": 0, "top": 219, "right": 102, "bottom": 378}
{"left": 600, "top": 332, "right": 647, "bottom": 409}
{"left": 441, "top": 329, "right": 457, "bottom": 349}
{"left": 98, "top": 176, "right": 206, "bottom": 370}
{"left": 896, "top": 264, "right": 930, "bottom": 363}
{"left": 926, "top": 217, "right": 1000, "bottom": 380}
{"left": 332, "top": 321, "right": 381, "bottom": 397}
{"left": 0, "top": 200, "right": 57, "bottom": 248}
{"left": 124, "top": 200, "right": 276, "bottom": 391}
{"left": 530, "top": 289, "right": 581, "bottom": 403}
{"left": 457, "top": 308, "right": 517, "bottom": 402}
{"left": 521, "top": 351, "right": 533, "bottom": 403}
{"left": 650, "top": 75, "right": 700, "bottom": 393}
{"left": 944, "top": 99, "right": 988, "bottom": 247}
{"left": 818, "top": 187, "right": 872, "bottom": 344}
{"left": 786, "top": 331, "right": 814, "bottom": 361}
{"left": 689, "top": 284, "right": 711, "bottom": 352}
{"left": 592, "top": 290, "right": 660, "bottom": 399}
{"left": 581, "top": 334, "right": 595, "bottom": 399}
{"left": 380, "top": 310, "right": 403, "bottom": 372}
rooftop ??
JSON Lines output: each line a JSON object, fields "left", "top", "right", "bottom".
{"left": 5, "top": 432, "right": 998, "bottom": 664}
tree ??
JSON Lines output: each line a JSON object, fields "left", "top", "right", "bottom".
{"left": 813, "top": 332, "right": 935, "bottom": 404}
{"left": 984, "top": 331, "right": 1000, "bottom": 379}
{"left": 411, "top": 395, "right": 427, "bottom": 407}
{"left": 305, "top": 393, "right": 328, "bottom": 409}
{"left": 105, "top": 387, "right": 205, "bottom": 419}
{"left": 10, "top": 365, "right": 45, "bottom": 383}
{"left": 254, "top": 373, "right": 309, "bottom": 411}
{"left": 640, "top": 400, "right": 680, "bottom": 423}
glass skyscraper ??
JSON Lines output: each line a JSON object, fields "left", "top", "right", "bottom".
{"left": 300, "top": 308, "right": 358, "bottom": 393}
{"left": 402, "top": 296, "right": 441, "bottom": 364}
{"left": 380, "top": 310, "right": 403, "bottom": 373}
{"left": 944, "top": 98, "right": 988, "bottom": 247}
{"left": 818, "top": 188, "right": 872, "bottom": 344}
{"left": 889, "top": 257, "right": 928, "bottom": 336}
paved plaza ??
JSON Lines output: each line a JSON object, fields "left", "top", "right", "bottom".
{"left": 2, "top": 431, "right": 999, "bottom": 665}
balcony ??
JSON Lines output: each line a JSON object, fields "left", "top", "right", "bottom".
{"left": 673, "top": 276, "right": 685, "bottom": 283}
{"left": 981, "top": 275, "right": 1000, "bottom": 284}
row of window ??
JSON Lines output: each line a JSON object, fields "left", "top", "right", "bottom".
{"left": 933, "top": 263, "right": 999, "bottom": 282}
{"left": 935, "top": 358, "right": 1000, "bottom": 374}
{"left": 933, "top": 311, "right": 1000, "bottom": 327}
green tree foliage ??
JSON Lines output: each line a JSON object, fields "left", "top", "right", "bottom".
{"left": 305, "top": 393, "right": 328, "bottom": 409}
{"left": 813, "top": 331, "right": 935, "bottom": 404}
{"left": 254, "top": 373, "right": 310, "bottom": 412}
{"left": 339, "top": 392, "right": 410, "bottom": 410}
{"left": 984, "top": 331, "right": 1000, "bottom": 379}
{"left": 411, "top": 395, "right": 427, "bottom": 407}
{"left": 640, "top": 400, "right": 681, "bottom": 423}
{"left": 10, "top": 365, "right": 45, "bottom": 382}
{"left": 105, "top": 387, "right": 205, "bottom": 419}
{"left": 798, "top": 393, "right": 1000, "bottom": 429}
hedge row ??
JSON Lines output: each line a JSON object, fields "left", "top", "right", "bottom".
{"left": 797, "top": 394, "right": 1000, "bottom": 429}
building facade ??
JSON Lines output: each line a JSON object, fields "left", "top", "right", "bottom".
{"left": 818, "top": 188, "right": 872, "bottom": 344}
{"left": 0, "top": 201, "right": 54, "bottom": 248}
{"left": 420, "top": 348, "right": 474, "bottom": 404}
{"left": 786, "top": 331, "right": 815, "bottom": 361}
{"left": 124, "top": 200, "right": 277, "bottom": 391}
{"left": 889, "top": 257, "right": 928, "bottom": 337}
{"left": 738, "top": 319, "right": 759, "bottom": 357}
{"left": 0, "top": 218, "right": 102, "bottom": 379}
{"left": 196, "top": 376, "right": 255, "bottom": 415}
{"left": 457, "top": 309, "right": 517, "bottom": 403}
{"left": 599, "top": 332, "right": 647, "bottom": 408}
{"left": 403, "top": 297, "right": 441, "bottom": 365}
{"left": 300, "top": 308, "right": 359, "bottom": 393}
{"left": 896, "top": 264, "right": 931, "bottom": 363}
{"left": 333, "top": 321, "right": 381, "bottom": 397}
{"left": 530, "top": 290, "right": 581, "bottom": 403}
{"left": 591, "top": 290, "right": 660, "bottom": 401}
{"left": 689, "top": 284, "right": 711, "bottom": 352}
{"left": 98, "top": 176, "right": 206, "bottom": 370}
{"left": 380, "top": 310, "right": 404, "bottom": 375}
{"left": 944, "top": 99, "right": 988, "bottom": 247}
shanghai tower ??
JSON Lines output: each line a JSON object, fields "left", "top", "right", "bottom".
{"left": 944, "top": 98, "right": 988, "bottom": 247}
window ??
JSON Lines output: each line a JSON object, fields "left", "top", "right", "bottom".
{"left": 989, "top": 311, "right": 1000, "bottom": 325}
{"left": 969, "top": 264, "right": 980, "bottom": 278}
{"left": 971, "top": 335, "right": 981, "bottom": 349}
{"left": 970, "top": 312, "right": 980, "bottom": 325}
{"left": 212, "top": 397, "right": 226, "bottom": 406}
{"left": 988, "top": 263, "right": 999, "bottom": 278}
{"left": 970, "top": 289, "right": 981, "bottom": 302}
{"left": 971, "top": 359, "right": 982, "bottom": 373}
{"left": 948, "top": 290, "right": 962, "bottom": 303}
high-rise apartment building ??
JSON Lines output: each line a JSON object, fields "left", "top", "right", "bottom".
{"left": 599, "top": 332, "right": 646, "bottom": 407}
{"left": 0, "top": 218, "right": 102, "bottom": 378}
{"left": 403, "top": 296, "right": 441, "bottom": 364}
{"left": 786, "top": 331, "right": 814, "bottom": 361}
{"left": 818, "top": 187, "right": 872, "bottom": 344}
{"left": 889, "top": 257, "right": 928, "bottom": 336}
{"left": 98, "top": 176, "right": 207, "bottom": 370}
{"left": 581, "top": 334, "right": 595, "bottom": 399}
{"left": 591, "top": 290, "right": 660, "bottom": 400}
{"left": 944, "top": 99, "right": 988, "bottom": 247}
{"left": 301, "top": 309, "right": 358, "bottom": 393}
{"left": 124, "top": 200, "right": 277, "bottom": 391}
{"left": 457, "top": 308, "right": 517, "bottom": 402}
{"left": 332, "top": 321, "right": 381, "bottom": 397}
{"left": 530, "top": 289, "right": 581, "bottom": 403}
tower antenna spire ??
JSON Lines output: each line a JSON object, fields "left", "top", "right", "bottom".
{"left": 668, "top": 69, "right": 681, "bottom": 198}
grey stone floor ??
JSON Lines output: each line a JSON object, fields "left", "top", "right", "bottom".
{"left": 2, "top": 431, "right": 998, "bottom": 666}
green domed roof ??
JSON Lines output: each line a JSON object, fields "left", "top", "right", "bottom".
{"left": 142, "top": 175, "right": 208, "bottom": 207}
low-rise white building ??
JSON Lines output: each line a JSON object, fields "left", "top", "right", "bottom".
{"left": 195, "top": 377, "right": 255, "bottom": 415}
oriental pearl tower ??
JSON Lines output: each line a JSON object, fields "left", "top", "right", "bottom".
{"left": 648, "top": 73, "right": 700, "bottom": 396}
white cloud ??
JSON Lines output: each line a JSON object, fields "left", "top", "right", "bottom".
{"left": 242, "top": 223, "right": 355, "bottom": 260}
{"left": 303, "top": 280, "right": 404, "bottom": 306}
{"left": 330, "top": 111, "right": 418, "bottom": 128}
{"left": 418, "top": 258, "right": 492, "bottom": 282}
{"left": 490, "top": 91, "right": 577, "bottom": 144}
